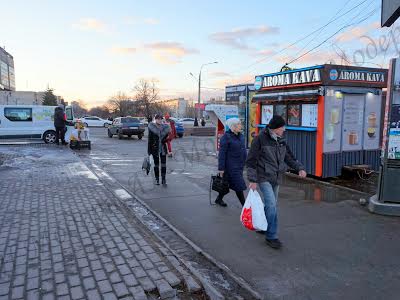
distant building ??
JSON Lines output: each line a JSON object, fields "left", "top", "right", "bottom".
{"left": 158, "top": 98, "right": 188, "bottom": 118}
{"left": 0, "top": 47, "right": 15, "bottom": 91}
{"left": 0, "top": 91, "right": 64, "bottom": 105}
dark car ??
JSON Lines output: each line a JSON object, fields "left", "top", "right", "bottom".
{"left": 107, "top": 117, "right": 146, "bottom": 139}
{"left": 176, "top": 121, "right": 184, "bottom": 138}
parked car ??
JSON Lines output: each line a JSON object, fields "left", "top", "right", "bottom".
{"left": 107, "top": 117, "right": 145, "bottom": 139}
{"left": 80, "top": 116, "right": 112, "bottom": 127}
{"left": 0, "top": 105, "right": 75, "bottom": 143}
{"left": 179, "top": 118, "right": 196, "bottom": 126}
{"left": 175, "top": 121, "right": 184, "bottom": 138}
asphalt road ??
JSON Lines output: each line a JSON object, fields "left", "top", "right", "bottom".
{"left": 80, "top": 127, "right": 400, "bottom": 300}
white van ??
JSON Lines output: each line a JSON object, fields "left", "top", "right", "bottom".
{"left": 0, "top": 105, "right": 75, "bottom": 143}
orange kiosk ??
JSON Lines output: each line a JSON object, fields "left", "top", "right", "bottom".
{"left": 253, "top": 64, "right": 388, "bottom": 177}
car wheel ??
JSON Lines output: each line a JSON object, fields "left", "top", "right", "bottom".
{"left": 138, "top": 134, "right": 143, "bottom": 140}
{"left": 127, "top": 135, "right": 132, "bottom": 138}
{"left": 118, "top": 131, "right": 123, "bottom": 139}
{"left": 107, "top": 130, "right": 113, "bottom": 138}
{"left": 104, "top": 123, "right": 109, "bottom": 128}
{"left": 43, "top": 130, "right": 57, "bottom": 144}
{"left": 84, "top": 123, "right": 89, "bottom": 127}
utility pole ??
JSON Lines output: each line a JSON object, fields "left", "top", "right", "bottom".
{"left": 191, "top": 61, "right": 218, "bottom": 126}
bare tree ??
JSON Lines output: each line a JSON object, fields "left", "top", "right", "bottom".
{"left": 132, "top": 79, "right": 161, "bottom": 118}
{"left": 106, "top": 92, "right": 133, "bottom": 117}
{"left": 88, "top": 105, "right": 110, "bottom": 119}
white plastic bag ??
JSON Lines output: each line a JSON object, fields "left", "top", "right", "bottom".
{"left": 240, "top": 190, "right": 268, "bottom": 231}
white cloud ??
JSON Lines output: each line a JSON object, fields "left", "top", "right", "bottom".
{"left": 144, "top": 42, "right": 199, "bottom": 64}
{"left": 209, "top": 26, "right": 280, "bottom": 50}
{"left": 73, "top": 18, "right": 109, "bottom": 33}
{"left": 111, "top": 47, "right": 137, "bottom": 54}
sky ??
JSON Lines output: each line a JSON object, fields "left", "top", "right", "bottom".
{"left": 0, "top": 0, "right": 398, "bottom": 108}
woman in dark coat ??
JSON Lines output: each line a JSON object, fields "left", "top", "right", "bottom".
{"left": 148, "top": 114, "right": 171, "bottom": 186}
{"left": 216, "top": 118, "right": 247, "bottom": 207}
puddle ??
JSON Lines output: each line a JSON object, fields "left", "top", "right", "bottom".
{"left": 282, "top": 175, "right": 367, "bottom": 203}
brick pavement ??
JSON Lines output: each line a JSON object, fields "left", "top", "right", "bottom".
{"left": 0, "top": 147, "right": 203, "bottom": 300}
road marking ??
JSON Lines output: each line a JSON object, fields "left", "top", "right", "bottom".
{"left": 101, "top": 159, "right": 141, "bottom": 162}
{"left": 115, "top": 188, "right": 133, "bottom": 200}
{"left": 92, "top": 163, "right": 116, "bottom": 182}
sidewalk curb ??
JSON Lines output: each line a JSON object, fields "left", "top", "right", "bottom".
{"left": 80, "top": 156, "right": 262, "bottom": 300}
{"left": 285, "top": 172, "right": 370, "bottom": 198}
{"left": 120, "top": 186, "right": 262, "bottom": 300}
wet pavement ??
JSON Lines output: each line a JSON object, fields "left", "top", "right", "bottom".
{"left": 325, "top": 173, "right": 379, "bottom": 196}
{"left": 76, "top": 128, "right": 400, "bottom": 300}
{"left": 0, "top": 144, "right": 208, "bottom": 300}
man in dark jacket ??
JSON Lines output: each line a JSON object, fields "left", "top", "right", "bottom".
{"left": 148, "top": 114, "right": 171, "bottom": 186}
{"left": 54, "top": 106, "right": 67, "bottom": 145}
{"left": 246, "top": 115, "right": 306, "bottom": 249}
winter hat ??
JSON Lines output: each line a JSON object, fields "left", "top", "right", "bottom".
{"left": 164, "top": 113, "right": 170, "bottom": 119}
{"left": 226, "top": 117, "right": 241, "bottom": 131}
{"left": 154, "top": 114, "right": 163, "bottom": 120}
{"left": 268, "top": 115, "right": 286, "bottom": 129}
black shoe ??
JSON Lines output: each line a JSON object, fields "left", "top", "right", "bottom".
{"left": 266, "top": 238, "right": 282, "bottom": 249}
{"left": 256, "top": 230, "right": 266, "bottom": 235}
{"left": 155, "top": 178, "right": 160, "bottom": 185}
{"left": 162, "top": 177, "right": 167, "bottom": 186}
{"left": 62, "top": 142, "right": 68, "bottom": 145}
{"left": 215, "top": 198, "right": 227, "bottom": 207}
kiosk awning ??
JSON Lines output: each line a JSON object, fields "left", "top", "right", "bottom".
{"left": 253, "top": 88, "right": 322, "bottom": 102}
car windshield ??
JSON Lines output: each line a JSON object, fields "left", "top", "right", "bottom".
{"left": 121, "top": 117, "right": 140, "bottom": 123}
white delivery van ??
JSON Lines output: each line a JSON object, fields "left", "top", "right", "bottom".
{"left": 0, "top": 105, "right": 75, "bottom": 143}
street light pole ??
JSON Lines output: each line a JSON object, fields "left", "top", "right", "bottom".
{"left": 192, "top": 61, "right": 218, "bottom": 126}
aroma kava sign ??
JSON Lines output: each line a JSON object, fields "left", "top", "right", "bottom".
{"left": 331, "top": 69, "right": 385, "bottom": 83}
{"left": 257, "top": 68, "right": 321, "bottom": 89}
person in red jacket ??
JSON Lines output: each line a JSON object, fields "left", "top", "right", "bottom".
{"left": 164, "top": 113, "right": 177, "bottom": 157}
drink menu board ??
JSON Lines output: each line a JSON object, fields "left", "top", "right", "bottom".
{"left": 288, "top": 104, "right": 300, "bottom": 126}
{"left": 261, "top": 105, "right": 273, "bottom": 124}
{"left": 363, "top": 93, "right": 382, "bottom": 150}
{"left": 341, "top": 95, "right": 365, "bottom": 151}
{"left": 301, "top": 104, "right": 318, "bottom": 127}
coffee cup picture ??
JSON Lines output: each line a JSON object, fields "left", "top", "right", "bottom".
{"left": 330, "top": 107, "right": 339, "bottom": 124}
{"left": 368, "top": 112, "right": 377, "bottom": 128}
{"left": 326, "top": 124, "right": 335, "bottom": 142}
{"left": 348, "top": 131, "right": 358, "bottom": 145}
{"left": 368, "top": 127, "right": 376, "bottom": 138}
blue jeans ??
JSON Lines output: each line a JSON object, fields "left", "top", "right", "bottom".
{"left": 259, "top": 182, "right": 280, "bottom": 240}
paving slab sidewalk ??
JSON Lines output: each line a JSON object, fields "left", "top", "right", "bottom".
{"left": 0, "top": 146, "right": 204, "bottom": 300}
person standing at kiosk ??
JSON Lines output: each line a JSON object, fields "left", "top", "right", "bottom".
{"left": 246, "top": 115, "right": 306, "bottom": 249}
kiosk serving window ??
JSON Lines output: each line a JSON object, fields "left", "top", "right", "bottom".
{"left": 275, "top": 105, "right": 287, "bottom": 121}
{"left": 261, "top": 103, "right": 318, "bottom": 127}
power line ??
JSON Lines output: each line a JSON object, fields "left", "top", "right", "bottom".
{"left": 231, "top": 7, "right": 379, "bottom": 86}
{"left": 227, "top": 0, "right": 370, "bottom": 76}
{"left": 287, "top": 7, "right": 379, "bottom": 65}
{"left": 291, "top": 0, "right": 354, "bottom": 59}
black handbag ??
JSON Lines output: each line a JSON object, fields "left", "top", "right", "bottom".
{"left": 209, "top": 174, "right": 229, "bottom": 205}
